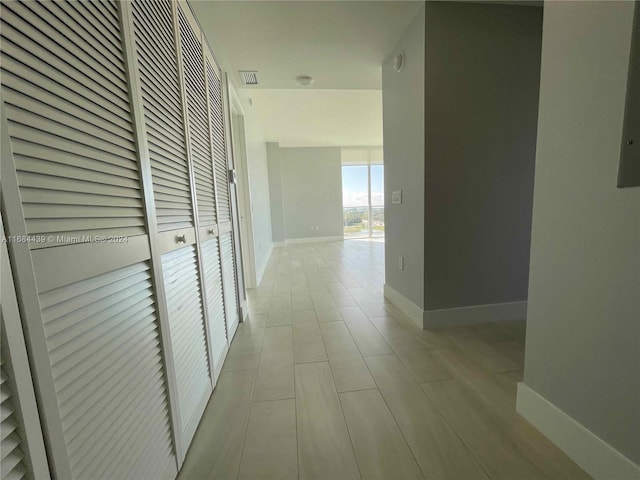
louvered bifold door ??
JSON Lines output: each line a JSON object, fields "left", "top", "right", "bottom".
{"left": 129, "top": 0, "right": 213, "bottom": 451}
{"left": 200, "top": 238, "right": 228, "bottom": 382}
{"left": 0, "top": 1, "right": 177, "bottom": 478}
{"left": 205, "top": 54, "right": 240, "bottom": 340}
{"left": 1, "top": 218, "right": 50, "bottom": 480}
{"left": 219, "top": 231, "right": 240, "bottom": 338}
{"left": 160, "top": 245, "right": 212, "bottom": 449}
{"left": 177, "top": 4, "right": 217, "bottom": 241}
{"left": 131, "top": 0, "right": 194, "bottom": 243}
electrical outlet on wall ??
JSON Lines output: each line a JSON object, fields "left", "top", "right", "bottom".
{"left": 392, "top": 190, "right": 402, "bottom": 204}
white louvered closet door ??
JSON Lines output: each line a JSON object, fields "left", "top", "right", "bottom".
{"left": 206, "top": 55, "right": 240, "bottom": 339}
{"left": 131, "top": 0, "right": 194, "bottom": 238}
{"left": 200, "top": 238, "right": 228, "bottom": 380}
{"left": 1, "top": 217, "right": 50, "bottom": 480}
{"left": 160, "top": 245, "right": 211, "bottom": 449}
{"left": 0, "top": 1, "right": 176, "bottom": 478}
{"left": 130, "top": 0, "right": 213, "bottom": 451}
{"left": 0, "top": 353, "right": 29, "bottom": 480}
{"left": 177, "top": 4, "right": 217, "bottom": 239}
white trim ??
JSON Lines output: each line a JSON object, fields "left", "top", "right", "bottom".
{"left": 273, "top": 241, "right": 286, "bottom": 248}
{"left": 284, "top": 236, "right": 344, "bottom": 245}
{"left": 256, "top": 242, "right": 273, "bottom": 285}
{"left": 423, "top": 301, "right": 526, "bottom": 328}
{"left": 240, "top": 299, "right": 249, "bottom": 321}
{"left": 383, "top": 284, "right": 424, "bottom": 328}
{"left": 1, "top": 216, "right": 51, "bottom": 480}
{"left": 229, "top": 95, "right": 257, "bottom": 289}
{"left": 516, "top": 383, "right": 640, "bottom": 480}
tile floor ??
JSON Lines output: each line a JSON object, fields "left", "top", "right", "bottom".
{"left": 178, "top": 240, "right": 590, "bottom": 480}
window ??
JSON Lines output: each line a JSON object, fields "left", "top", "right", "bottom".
{"left": 341, "top": 148, "right": 384, "bottom": 239}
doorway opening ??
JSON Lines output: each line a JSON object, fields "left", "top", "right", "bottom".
{"left": 341, "top": 147, "right": 384, "bottom": 239}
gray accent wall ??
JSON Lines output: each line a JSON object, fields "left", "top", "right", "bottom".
{"left": 267, "top": 142, "right": 285, "bottom": 242}
{"left": 267, "top": 144, "right": 344, "bottom": 241}
{"left": 523, "top": 1, "right": 640, "bottom": 465}
{"left": 382, "top": 4, "right": 426, "bottom": 309}
{"left": 423, "top": 2, "right": 543, "bottom": 310}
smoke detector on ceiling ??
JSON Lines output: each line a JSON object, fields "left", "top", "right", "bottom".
{"left": 239, "top": 71, "right": 259, "bottom": 86}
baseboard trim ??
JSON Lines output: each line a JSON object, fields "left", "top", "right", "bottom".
{"left": 383, "top": 284, "right": 424, "bottom": 328}
{"left": 284, "top": 235, "right": 343, "bottom": 245}
{"left": 423, "top": 300, "right": 527, "bottom": 328}
{"left": 272, "top": 241, "right": 285, "bottom": 248}
{"left": 516, "top": 382, "right": 640, "bottom": 479}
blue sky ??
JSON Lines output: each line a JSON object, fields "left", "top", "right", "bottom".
{"left": 342, "top": 165, "right": 384, "bottom": 207}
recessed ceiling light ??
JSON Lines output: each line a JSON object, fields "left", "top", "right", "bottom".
{"left": 296, "top": 75, "right": 314, "bottom": 87}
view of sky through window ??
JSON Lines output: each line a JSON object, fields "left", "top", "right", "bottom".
{"left": 342, "top": 165, "right": 384, "bottom": 207}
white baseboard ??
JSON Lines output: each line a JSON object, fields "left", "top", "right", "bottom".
{"left": 383, "top": 284, "right": 424, "bottom": 328}
{"left": 423, "top": 300, "right": 527, "bottom": 328}
{"left": 516, "top": 382, "right": 640, "bottom": 479}
{"left": 284, "top": 235, "right": 343, "bottom": 245}
{"left": 256, "top": 242, "right": 273, "bottom": 284}
{"left": 272, "top": 241, "right": 285, "bottom": 248}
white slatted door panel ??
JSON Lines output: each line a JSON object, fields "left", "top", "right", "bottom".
{"left": 206, "top": 57, "right": 231, "bottom": 226}
{"left": 0, "top": 349, "right": 28, "bottom": 480}
{"left": 131, "top": 0, "right": 193, "bottom": 234}
{"left": 0, "top": 225, "right": 50, "bottom": 480}
{"left": 200, "top": 238, "right": 228, "bottom": 379}
{"left": 220, "top": 232, "right": 239, "bottom": 339}
{"left": 161, "top": 246, "right": 212, "bottom": 446}
{"left": 178, "top": 7, "right": 217, "bottom": 230}
{"left": 38, "top": 263, "right": 175, "bottom": 480}
{"left": 0, "top": 0, "right": 146, "bottom": 249}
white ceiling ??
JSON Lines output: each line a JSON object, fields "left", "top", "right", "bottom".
{"left": 191, "top": 1, "right": 424, "bottom": 90}
{"left": 243, "top": 89, "right": 383, "bottom": 147}
{"left": 190, "top": 1, "right": 421, "bottom": 147}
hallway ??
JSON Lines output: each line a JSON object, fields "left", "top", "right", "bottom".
{"left": 178, "top": 240, "right": 588, "bottom": 480}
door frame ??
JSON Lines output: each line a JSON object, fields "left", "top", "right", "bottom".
{"left": 226, "top": 83, "right": 258, "bottom": 290}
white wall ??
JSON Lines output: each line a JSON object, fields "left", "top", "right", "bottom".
{"left": 382, "top": 3, "right": 425, "bottom": 309}
{"left": 267, "top": 144, "right": 343, "bottom": 242}
{"left": 239, "top": 91, "right": 273, "bottom": 283}
{"left": 423, "top": 2, "right": 542, "bottom": 312}
{"left": 522, "top": 0, "right": 639, "bottom": 471}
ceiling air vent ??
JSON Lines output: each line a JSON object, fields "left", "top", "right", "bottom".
{"left": 239, "top": 71, "right": 258, "bottom": 86}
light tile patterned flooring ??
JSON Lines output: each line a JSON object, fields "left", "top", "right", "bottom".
{"left": 178, "top": 240, "right": 590, "bottom": 480}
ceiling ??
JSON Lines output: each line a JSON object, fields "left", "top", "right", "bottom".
{"left": 190, "top": 1, "right": 423, "bottom": 147}
{"left": 191, "top": 1, "right": 424, "bottom": 90}
{"left": 243, "top": 89, "right": 383, "bottom": 147}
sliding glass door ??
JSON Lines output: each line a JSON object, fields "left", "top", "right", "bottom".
{"left": 341, "top": 148, "right": 384, "bottom": 239}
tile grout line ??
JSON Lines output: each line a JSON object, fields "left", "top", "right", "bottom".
{"left": 233, "top": 314, "right": 267, "bottom": 480}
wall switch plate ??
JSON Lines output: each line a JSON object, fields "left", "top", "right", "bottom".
{"left": 392, "top": 190, "right": 402, "bottom": 204}
{"left": 398, "top": 256, "right": 404, "bottom": 270}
